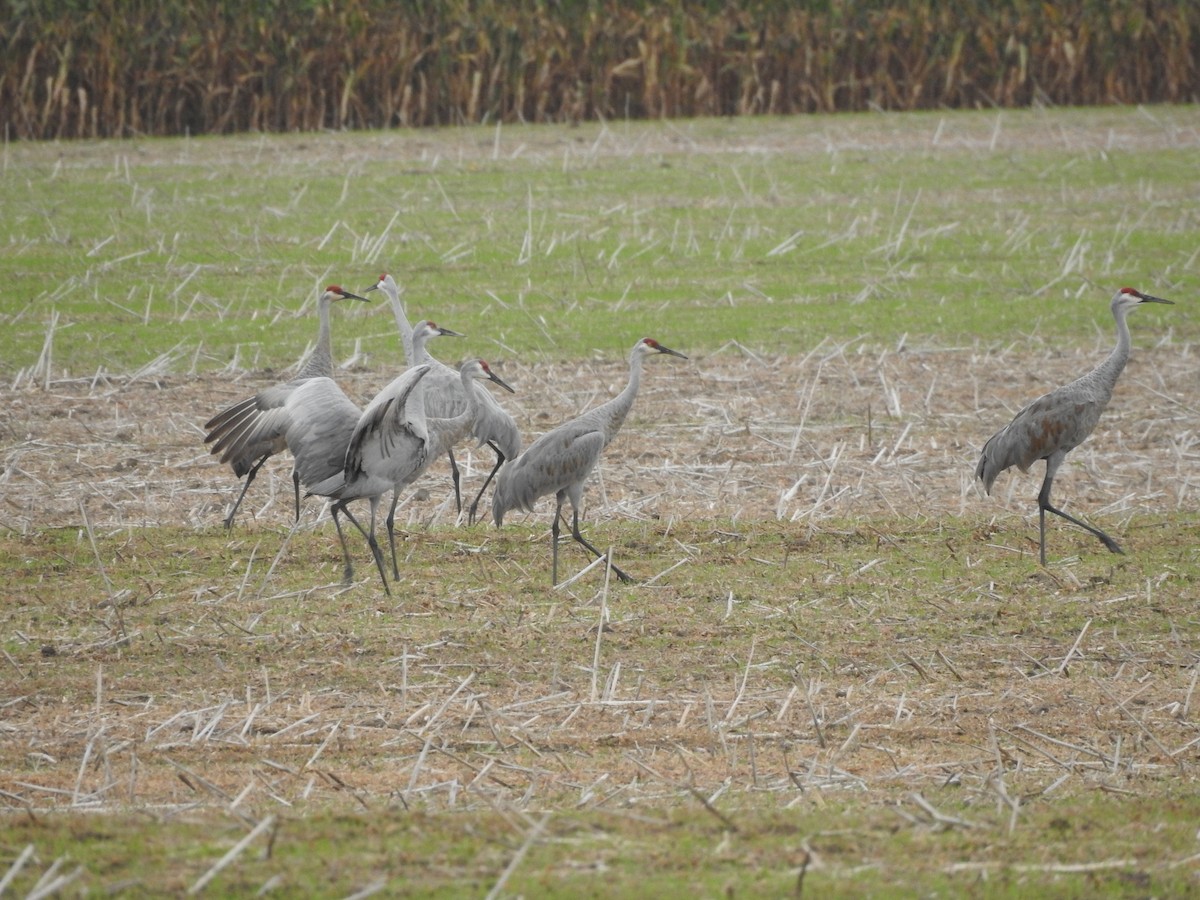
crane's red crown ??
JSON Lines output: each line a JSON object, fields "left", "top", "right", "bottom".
{"left": 642, "top": 338, "right": 660, "bottom": 348}
{"left": 327, "top": 285, "right": 345, "bottom": 293}
{"left": 377, "top": 273, "right": 388, "bottom": 281}
{"left": 1118, "top": 287, "right": 1138, "bottom": 296}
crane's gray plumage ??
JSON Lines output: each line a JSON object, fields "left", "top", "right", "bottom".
{"left": 976, "top": 286, "right": 1173, "bottom": 564}
{"left": 366, "top": 273, "right": 415, "bottom": 366}
{"left": 492, "top": 337, "right": 687, "bottom": 584}
{"left": 365, "top": 274, "right": 520, "bottom": 519}
{"left": 203, "top": 285, "right": 369, "bottom": 528}
{"left": 213, "top": 365, "right": 408, "bottom": 592}
{"left": 379, "top": 358, "right": 517, "bottom": 577}
{"left": 398, "top": 315, "right": 470, "bottom": 511}
{"left": 464, "top": 359, "right": 522, "bottom": 525}
{"left": 305, "top": 364, "right": 433, "bottom": 594}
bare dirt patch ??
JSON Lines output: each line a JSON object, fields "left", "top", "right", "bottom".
{"left": 2, "top": 336, "right": 1193, "bottom": 537}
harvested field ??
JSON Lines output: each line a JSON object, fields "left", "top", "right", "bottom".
{"left": 4, "top": 338, "right": 1200, "bottom": 895}
{"left": 2, "top": 108, "right": 1199, "bottom": 895}
{"left": 2, "top": 337, "right": 1194, "bottom": 535}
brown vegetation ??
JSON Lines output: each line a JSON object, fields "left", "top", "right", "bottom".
{"left": 4, "top": 0, "right": 1199, "bottom": 140}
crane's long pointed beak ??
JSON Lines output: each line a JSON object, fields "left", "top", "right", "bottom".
{"left": 488, "top": 372, "right": 516, "bottom": 394}
{"left": 657, "top": 345, "right": 688, "bottom": 360}
{"left": 342, "top": 290, "right": 371, "bottom": 302}
{"left": 1139, "top": 293, "right": 1174, "bottom": 304}
{"left": 438, "top": 327, "right": 465, "bottom": 338}
{"left": 364, "top": 283, "right": 380, "bottom": 294}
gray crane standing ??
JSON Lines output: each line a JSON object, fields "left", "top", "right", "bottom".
{"left": 368, "top": 274, "right": 467, "bottom": 511}
{"left": 294, "top": 319, "right": 457, "bottom": 592}
{"left": 492, "top": 337, "right": 687, "bottom": 585}
{"left": 378, "top": 357, "right": 517, "bottom": 579}
{"left": 274, "top": 370, "right": 413, "bottom": 590}
{"left": 304, "top": 324, "right": 492, "bottom": 591}
{"left": 366, "top": 273, "right": 415, "bottom": 366}
{"left": 303, "top": 365, "right": 434, "bottom": 594}
{"left": 464, "top": 359, "right": 523, "bottom": 526}
{"left": 976, "top": 286, "right": 1174, "bottom": 564}
{"left": 367, "top": 272, "right": 521, "bottom": 523}
{"left": 203, "top": 285, "right": 370, "bottom": 528}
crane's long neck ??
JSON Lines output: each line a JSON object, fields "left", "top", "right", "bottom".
{"left": 461, "top": 368, "right": 483, "bottom": 416}
{"left": 595, "top": 347, "right": 645, "bottom": 444}
{"left": 387, "top": 282, "right": 415, "bottom": 366}
{"left": 1089, "top": 303, "right": 1134, "bottom": 393}
{"left": 412, "top": 327, "right": 435, "bottom": 366}
{"left": 298, "top": 293, "right": 335, "bottom": 379}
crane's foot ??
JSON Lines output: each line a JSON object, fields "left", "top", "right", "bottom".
{"left": 609, "top": 563, "right": 634, "bottom": 584}
{"left": 1099, "top": 535, "right": 1125, "bottom": 555}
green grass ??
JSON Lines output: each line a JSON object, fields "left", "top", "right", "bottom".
{"left": 3, "top": 106, "right": 1197, "bottom": 381}
{"left": 5, "top": 794, "right": 1200, "bottom": 896}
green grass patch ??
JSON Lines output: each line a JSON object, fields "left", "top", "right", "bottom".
{"left": 3, "top": 107, "right": 1197, "bottom": 382}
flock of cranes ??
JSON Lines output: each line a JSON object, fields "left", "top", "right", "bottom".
{"left": 203, "top": 278, "right": 1173, "bottom": 591}
{"left": 204, "top": 275, "right": 687, "bottom": 590}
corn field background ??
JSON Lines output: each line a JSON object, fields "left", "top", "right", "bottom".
{"left": 4, "top": 0, "right": 1199, "bottom": 140}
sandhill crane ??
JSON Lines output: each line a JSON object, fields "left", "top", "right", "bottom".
{"left": 294, "top": 320, "right": 458, "bottom": 592}
{"left": 976, "top": 286, "right": 1174, "bottom": 564}
{"left": 492, "top": 337, "right": 687, "bottom": 585}
{"left": 366, "top": 273, "right": 415, "bottom": 365}
{"left": 378, "top": 358, "right": 516, "bottom": 578}
{"left": 305, "top": 365, "right": 433, "bottom": 594}
{"left": 464, "top": 363, "right": 523, "bottom": 526}
{"left": 365, "top": 273, "right": 520, "bottom": 520}
{"left": 274, "top": 374, "right": 395, "bottom": 589}
{"left": 406, "top": 314, "right": 470, "bottom": 511}
{"left": 203, "top": 285, "right": 369, "bottom": 528}
{"left": 208, "top": 362, "right": 426, "bottom": 592}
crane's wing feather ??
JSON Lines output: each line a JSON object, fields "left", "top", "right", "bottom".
{"left": 204, "top": 378, "right": 308, "bottom": 469}
{"left": 494, "top": 425, "right": 605, "bottom": 515}
{"left": 976, "top": 387, "right": 1105, "bottom": 493}
{"left": 284, "top": 379, "right": 361, "bottom": 489}
{"left": 343, "top": 366, "right": 431, "bottom": 483}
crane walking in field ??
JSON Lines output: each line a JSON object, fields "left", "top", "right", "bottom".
{"left": 976, "top": 286, "right": 1174, "bottom": 564}
{"left": 365, "top": 273, "right": 521, "bottom": 524}
{"left": 304, "top": 365, "right": 433, "bottom": 594}
{"left": 492, "top": 337, "right": 687, "bottom": 585}
{"left": 462, "top": 359, "right": 523, "bottom": 526}
{"left": 379, "top": 357, "right": 517, "bottom": 578}
{"left": 366, "top": 273, "right": 467, "bottom": 508}
{"left": 203, "top": 285, "right": 370, "bottom": 528}
{"left": 303, "top": 321, "right": 460, "bottom": 592}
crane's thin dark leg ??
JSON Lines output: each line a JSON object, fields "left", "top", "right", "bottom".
{"left": 336, "top": 501, "right": 392, "bottom": 595}
{"left": 385, "top": 489, "right": 402, "bottom": 580}
{"left": 224, "top": 453, "right": 269, "bottom": 529}
{"left": 1037, "top": 475, "right": 1124, "bottom": 565}
{"left": 550, "top": 500, "right": 563, "bottom": 585}
{"left": 467, "top": 442, "right": 505, "bottom": 526}
{"left": 292, "top": 470, "right": 302, "bottom": 523}
{"left": 565, "top": 508, "right": 633, "bottom": 583}
{"left": 447, "top": 449, "right": 462, "bottom": 513}
{"left": 329, "top": 503, "right": 356, "bottom": 585}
